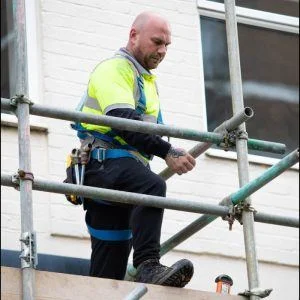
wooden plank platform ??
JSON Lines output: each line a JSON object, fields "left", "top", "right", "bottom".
{"left": 1, "top": 267, "right": 247, "bottom": 300}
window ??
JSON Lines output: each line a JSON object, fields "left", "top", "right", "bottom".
{"left": 1, "top": 0, "right": 15, "bottom": 98}
{"left": 198, "top": 0, "right": 299, "bottom": 160}
{"left": 1, "top": 0, "right": 44, "bottom": 128}
{"left": 1, "top": 0, "right": 41, "bottom": 101}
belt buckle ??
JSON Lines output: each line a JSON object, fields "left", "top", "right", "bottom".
{"left": 97, "top": 148, "right": 106, "bottom": 162}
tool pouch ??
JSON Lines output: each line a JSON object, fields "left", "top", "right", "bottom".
{"left": 63, "top": 164, "right": 83, "bottom": 205}
{"left": 63, "top": 145, "right": 92, "bottom": 206}
{"left": 63, "top": 152, "right": 83, "bottom": 205}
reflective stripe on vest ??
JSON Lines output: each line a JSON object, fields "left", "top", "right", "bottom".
{"left": 142, "top": 114, "right": 157, "bottom": 123}
{"left": 85, "top": 95, "right": 102, "bottom": 111}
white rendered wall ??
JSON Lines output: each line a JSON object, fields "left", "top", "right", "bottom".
{"left": 1, "top": 1, "right": 299, "bottom": 299}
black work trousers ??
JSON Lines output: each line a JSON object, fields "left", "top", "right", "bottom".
{"left": 83, "top": 157, "right": 166, "bottom": 280}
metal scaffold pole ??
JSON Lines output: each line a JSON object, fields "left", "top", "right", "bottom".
{"left": 1, "top": 149, "right": 299, "bottom": 226}
{"left": 12, "top": 0, "right": 28, "bottom": 95}
{"left": 0, "top": 97, "right": 287, "bottom": 155}
{"left": 12, "top": 0, "right": 36, "bottom": 299}
{"left": 15, "top": 96, "right": 36, "bottom": 300}
{"left": 124, "top": 284, "right": 148, "bottom": 300}
{"left": 224, "top": 1, "right": 260, "bottom": 298}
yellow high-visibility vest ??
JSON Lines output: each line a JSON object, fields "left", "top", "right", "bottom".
{"left": 74, "top": 50, "right": 163, "bottom": 161}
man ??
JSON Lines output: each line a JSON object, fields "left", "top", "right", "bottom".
{"left": 75, "top": 11, "right": 196, "bottom": 287}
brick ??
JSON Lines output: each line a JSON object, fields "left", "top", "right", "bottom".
{"left": 44, "top": 52, "right": 96, "bottom": 72}
{"left": 44, "top": 77, "right": 85, "bottom": 96}
{"left": 1, "top": 201, "right": 21, "bottom": 215}
{"left": 52, "top": 0, "right": 105, "bottom": 9}
{"left": 44, "top": 65, "right": 89, "bottom": 84}
{"left": 50, "top": 204, "right": 84, "bottom": 222}
{"left": 1, "top": 214, "right": 21, "bottom": 231}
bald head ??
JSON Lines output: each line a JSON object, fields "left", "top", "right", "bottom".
{"left": 131, "top": 11, "right": 171, "bottom": 33}
{"left": 126, "top": 12, "right": 171, "bottom": 70}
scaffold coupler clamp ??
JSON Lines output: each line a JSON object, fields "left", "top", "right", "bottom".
{"left": 19, "top": 231, "right": 38, "bottom": 269}
{"left": 224, "top": 205, "right": 242, "bottom": 230}
{"left": 10, "top": 94, "right": 34, "bottom": 106}
{"left": 11, "top": 169, "right": 34, "bottom": 191}
{"left": 232, "top": 202, "right": 244, "bottom": 225}
{"left": 242, "top": 201, "right": 257, "bottom": 219}
{"left": 221, "top": 197, "right": 243, "bottom": 231}
{"left": 223, "top": 202, "right": 257, "bottom": 230}
{"left": 239, "top": 287, "right": 273, "bottom": 298}
{"left": 222, "top": 205, "right": 235, "bottom": 231}
{"left": 236, "top": 129, "right": 248, "bottom": 141}
{"left": 221, "top": 130, "right": 237, "bottom": 152}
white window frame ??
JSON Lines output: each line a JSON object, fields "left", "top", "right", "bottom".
{"left": 197, "top": 0, "right": 299, "bottom": 169}
{"left": 1, "top": 0, "right": 46, "bottom": 129}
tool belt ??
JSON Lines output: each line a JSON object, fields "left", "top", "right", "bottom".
{"left": 63, "top": 145, "right": 148, "bottom": 206}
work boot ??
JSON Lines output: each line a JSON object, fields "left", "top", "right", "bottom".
{"left": 135, "top": 258, "right": 194, "bottom": 287}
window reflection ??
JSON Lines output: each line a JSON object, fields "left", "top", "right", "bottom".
{"left": 1, "top": 0, "right": 14, "bottom": 98}
{"left": 201, "top": 16, "right": 299, "bottom": 158}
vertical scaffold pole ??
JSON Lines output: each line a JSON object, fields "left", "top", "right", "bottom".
{"left": 12, "top": 0, "right": 28, "bottom": 94}
{"left": 16, "top": 97, "right": 36, "bottom": 300}
{"left": 224, "top": 1, "right": 260, "bottom": 299}
{"left": 12, "top": 0, "right": 35, "bottom": 299}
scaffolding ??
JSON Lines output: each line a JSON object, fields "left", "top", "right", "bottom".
{"left": 1, "top": 1, "right": 299, "bottom": 300}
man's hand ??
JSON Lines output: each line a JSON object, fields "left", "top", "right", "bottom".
{"left": 165, "top": 147, "right": 196, "bottom": 175}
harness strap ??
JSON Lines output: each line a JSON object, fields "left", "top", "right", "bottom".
{"left": 115, "top": 49, "right": 164, "bottom": 124}
{"left": 90, "top": 148, "right": 149, "bottom": 167}
{"left": 91, "top": 148, "right": 137, "bottom": 161}
{"left": 71, "top": 123, "right": 135, "bottom": 150}
{"left": 86, "top": 224, "right": 132, "bottom": 241}
{"left": 135, "top": 76, "right": 146, "bottom": 115}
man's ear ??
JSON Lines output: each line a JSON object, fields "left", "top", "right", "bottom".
{"left": 129, "top": 28, "right": 138, "bottom": 43}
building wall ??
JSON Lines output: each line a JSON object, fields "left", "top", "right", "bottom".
{"left": 1, "top": 1, "right": 299, "bottom": 299}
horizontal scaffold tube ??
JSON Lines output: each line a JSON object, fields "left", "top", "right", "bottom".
{"left": 0, "top": 98, "right": 228, "bottom": 144}
{"left": 0, "top": 173, "right": 232, "bottom": 217}
{"left": 160, "top": 148, "right": 299, "bottom": 256}
{"left": 1, "top": 97, "right": 286, "bottom": 154}
{"left": 1, "top": 147, "right": 298, "bottom": 228}
{"left": 254, "top": 212, "right": 299, "bottom": 228}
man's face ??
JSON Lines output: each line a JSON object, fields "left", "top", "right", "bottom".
{"left": 131, "top": 20, "right": 171, "bottom": 70}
